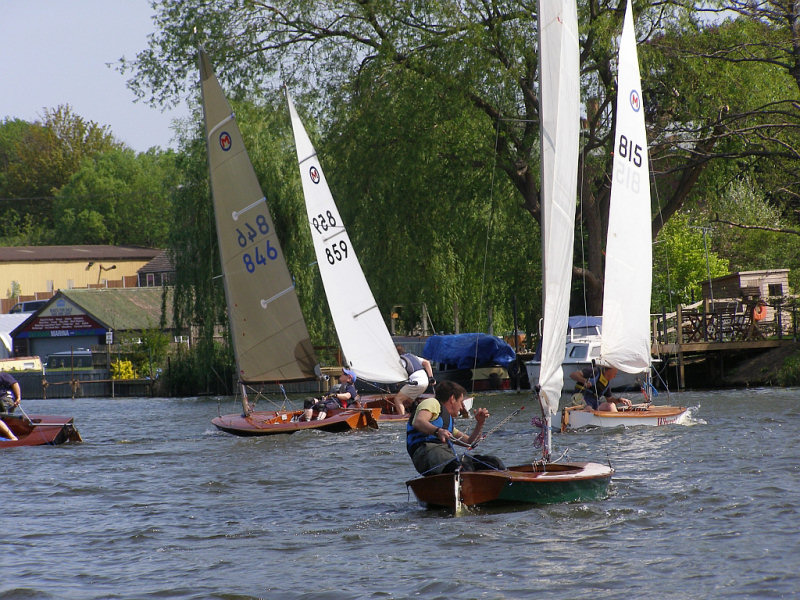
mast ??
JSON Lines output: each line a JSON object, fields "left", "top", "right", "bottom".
{"left": 536, "top": 0, "right": 581, "bottom": 457}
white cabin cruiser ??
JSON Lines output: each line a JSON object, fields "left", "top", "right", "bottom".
{"left": 525, "top": 316, "right": 645, "bottom": 394}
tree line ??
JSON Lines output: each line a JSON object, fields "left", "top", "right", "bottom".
{"left": 3, "top": 1, "right": 800, "bottom": 389}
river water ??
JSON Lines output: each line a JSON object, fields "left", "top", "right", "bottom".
{"left": 2, "top": 388, "right": 798, "bottom": 599}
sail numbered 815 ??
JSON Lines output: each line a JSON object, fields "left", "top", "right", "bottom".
{"left": 614, "top": 132, "right": 644, "bottom": 194}
{"left": 236, "top": 213, "right": 279, "bottom": 274}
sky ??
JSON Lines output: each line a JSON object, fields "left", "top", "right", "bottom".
{"left": 1, "top": 1, "right": 191, "bottom": 153}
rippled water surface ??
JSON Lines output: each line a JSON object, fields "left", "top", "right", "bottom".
{"left": 3, "top": 389, "right": 799, "bottom": 599}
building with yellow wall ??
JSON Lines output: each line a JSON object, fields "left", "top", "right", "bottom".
{"left": 1, "top": 245, "right": 163, "bottom": 312}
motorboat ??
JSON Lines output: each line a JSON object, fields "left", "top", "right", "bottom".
{"left": 525, "top": 316, "right": 644, "bottom": 395}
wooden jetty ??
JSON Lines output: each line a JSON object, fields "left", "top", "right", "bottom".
{"left": 652, "top": 296, "right": 798, "bottom": 389}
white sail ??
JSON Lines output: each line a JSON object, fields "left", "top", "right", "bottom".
{"left": 286, "top": 91, "right": 408, "bottom": 384}
{"left": 600, "top": 0, "right": 653, "bottom": 374}
{"left": 198, "top": 48, "right": 318, "bottom": 383}
{"left": 536, "top": 0, "right": 581, "bottom": 415}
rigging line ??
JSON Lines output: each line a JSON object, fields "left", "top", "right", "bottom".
{"left": 469, "top": 405, "right": 525, "bottom": 451}
{"left": 649, "top": 146, "right": 677, "bottom": 398}
{"left": 473, "top": 118, "right": 502, "bottom": 367}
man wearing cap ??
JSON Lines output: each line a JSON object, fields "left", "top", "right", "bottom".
{"left": 302, "top": 368, "right": 358, "bottom": 421}
{"left": 329, "top": 369, "right": 358, "bottom": 408}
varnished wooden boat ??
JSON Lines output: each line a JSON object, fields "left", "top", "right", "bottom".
{"left": 211, "top": 406, "right": 381, "bottom": 436}
{"left": 406, "top": 461, "right": 613, "bottom": 512}
{"left": 561, "top": 403, "right": 688, "bottom": 431}
{"left": 359, "top": 394, "right": 472, "bottom": 423}
{"left": 0, "top": 413, "right": 82, "bottom": 448}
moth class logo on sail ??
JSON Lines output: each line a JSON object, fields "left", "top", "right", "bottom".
{"left": 629, "top": 89, "right": 641, "bottom": 112}
{"left": 309, "top": 166, "right": 321, "bottom": 184}
{"left": 219, "top": 131, "right": 232, "bottom": 151}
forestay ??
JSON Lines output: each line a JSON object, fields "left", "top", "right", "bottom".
{"left": 198, "top": 48, "right": 318, "bottom": 383}
{"left": 600, "top": 0, "right": 653, "bottom": 374}
{"left": 286, "top": 91, "right": 407, "bottom": 384}
{"left": 536, "top": 0, "right": 581, "bottom": 415}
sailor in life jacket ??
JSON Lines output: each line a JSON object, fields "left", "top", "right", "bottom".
{"left": 406, "top": 379, "right": 501, "bottom": 475}
{"left": 569, "top": 366, "right": 631, "bottom": 412}
{"left": 302, "top": 368, "right": 358, "bottom": 421}
{"left": 393, "top": 345, "right": 435, "bottom": 416}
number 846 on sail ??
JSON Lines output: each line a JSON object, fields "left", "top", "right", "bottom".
{"left": 234, "top": 215, "right": 279, "bottom": 274}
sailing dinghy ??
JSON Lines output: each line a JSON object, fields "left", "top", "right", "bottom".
{"left": 0, "top": 413, "right": 81, "bottom": 447}
{"left": 406, "top": 0, "right": 612, "bottom": 512}
{"left": 285, "top": 91, "right": 418, "bottom": 422}
{"left": 198, "top": 48, "right": 379, "bottom": 435}
{"left": 561, "top": 0, "right": 687, "bottom": 430}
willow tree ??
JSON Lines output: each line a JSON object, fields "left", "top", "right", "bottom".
{"left": 123, "top": 0, "right": 800, "bottom": 316}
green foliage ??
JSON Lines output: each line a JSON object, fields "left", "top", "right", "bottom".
{"left": 326, "top": 69, "right": 542, "bottom": 336}
{"left": 165, "top": 130, "right": 227, "bottom": 360}
{"left": 0, "top": 106, "right": 121, "bottom": 199}
{"left": 6, "top": 281, "right": 21, "bottom": 299}
{"left": 652, "top": 213, "right": 729, "bottom": 310}
{"left": 162, "top": 337, "right": 234, "bottom": 396}
{"left": 707, "top": 179, "right": 800, "bottom": 291}
{"left": 777, "top": 351, "right": 800, "bottom": 387}
{"left": 52, "top": 148, "right": 179, "bottom": 246}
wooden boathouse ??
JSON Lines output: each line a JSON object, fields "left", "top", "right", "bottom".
{"left": 651, "top": 270, "right": 797, "bottom": 389}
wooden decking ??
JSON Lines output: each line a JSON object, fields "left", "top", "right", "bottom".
{"left": 651, "top": 298, "right": 799, "bottom": 389}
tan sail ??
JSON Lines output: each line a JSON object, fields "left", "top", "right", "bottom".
{"left": 198, "top": 48, "right": 317, "bottom": 382}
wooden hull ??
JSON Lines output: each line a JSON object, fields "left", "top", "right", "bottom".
{"left": 358, "top": 394, "right": 408, "bottom": 423}
{"left": 359, "top": 394, "right": 472, "bottom": 423}
{"left": 561, "top": 404, "right": 688, "bottom": 431}
{"left": 211, "top": 407, "right": 381, "bottom": 436}
{"left": 406, "top": 462, "right": 613, "bottom": 512}
{"left": 0, "top": 414, "right": 82, "bottom": 448}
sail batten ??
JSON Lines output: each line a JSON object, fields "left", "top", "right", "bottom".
{"left": 208, "top": 113, "right": 235, "bottom": 139}
{"left": 199, "top": 47, "right": 319, "bottom": 383}
{"left": 600, "top": 0, "right": 653, "bottom": 374}
{"left": 536, "top": 0, "right": 581, "bottom": 415}
{"left": 286, "top": 91, "right": 408, "bottom": 384}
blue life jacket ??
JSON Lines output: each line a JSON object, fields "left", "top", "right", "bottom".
{"left": 581, "top": 371, "right": 611, "bottom": 409}
{"left": 406, "top": 402, "right": 453, "bottom": 457}
{"left": 400, "top": 353, "right": 424, "bottom": 375}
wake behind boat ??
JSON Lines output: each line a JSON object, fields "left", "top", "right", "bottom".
{"left": 199, "top": 48, "right": 377, "bottom": 436}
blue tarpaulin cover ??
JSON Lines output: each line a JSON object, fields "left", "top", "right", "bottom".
{"left": 422, "top": 333, "right": 516, "bottom": 369}
{"left": 567, "top": 316, "right": 602, "bottom": 330}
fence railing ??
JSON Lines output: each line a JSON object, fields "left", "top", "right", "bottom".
{"left": 652, "top": 297, "right": 798, "bottom": 347}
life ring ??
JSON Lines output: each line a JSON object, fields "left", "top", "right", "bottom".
{"left": 753, "top": 304, "right": 767, "bottom": 321}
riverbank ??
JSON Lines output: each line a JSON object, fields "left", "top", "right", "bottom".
{"left": 721, "top": 343, "right": 800, "bottom": 387}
